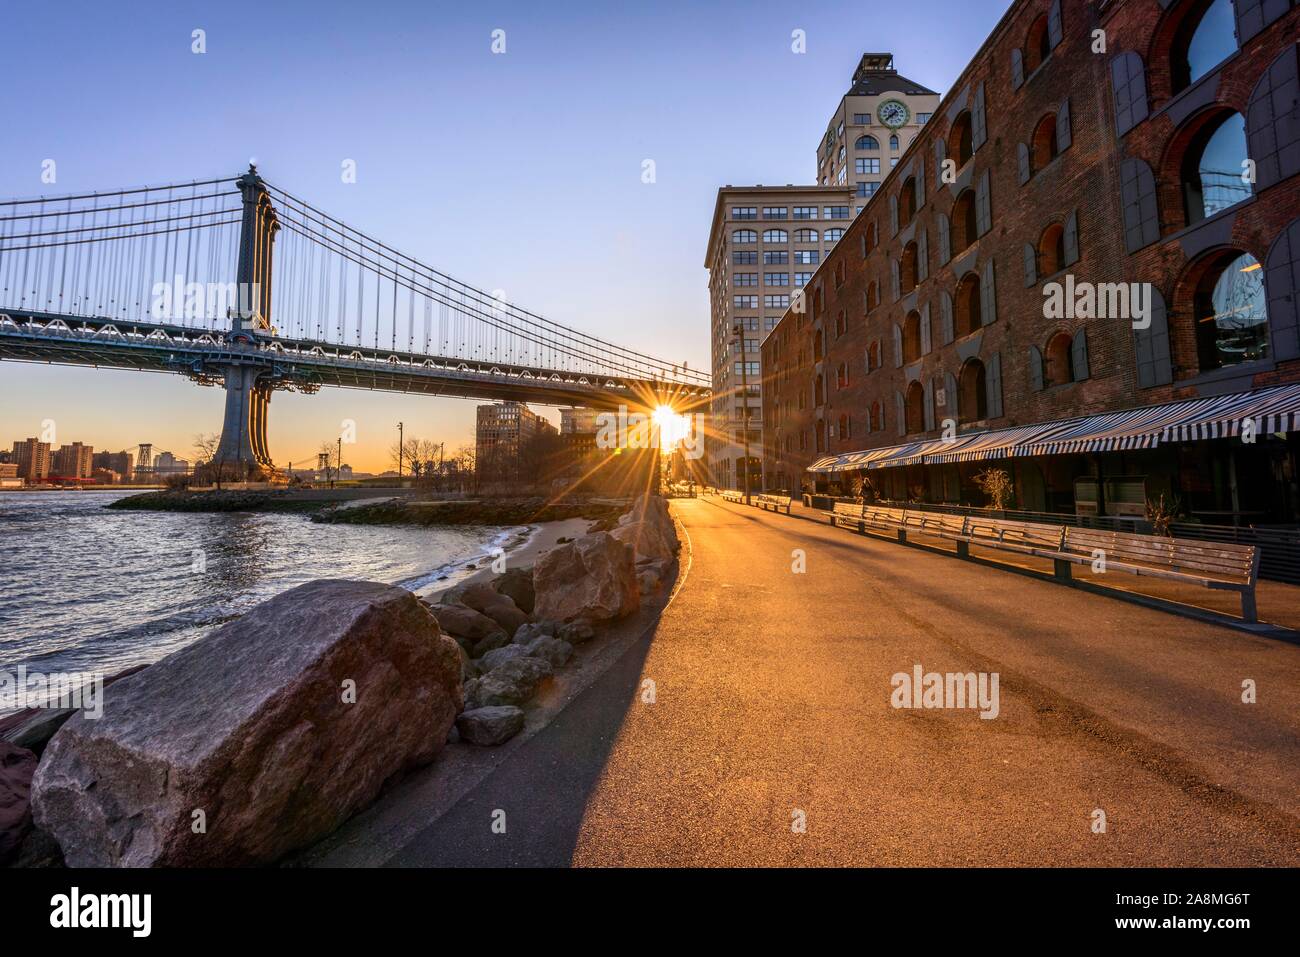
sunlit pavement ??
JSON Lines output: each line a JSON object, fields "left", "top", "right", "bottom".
{"left": 391, "top": 497, "right": 1300, "bottom": 867}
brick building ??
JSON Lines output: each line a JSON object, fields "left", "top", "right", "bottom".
{"left": 11, "top": 438, "right": 51, "bottom": 482}
{"left": 763, "top": 0, "right": 1300, "bottom": 523}
{"left": 475, "top": 401, "right": 557, "bottom": 481}
{"left": 50, "top": 442, "right": 94, "bottom": 479}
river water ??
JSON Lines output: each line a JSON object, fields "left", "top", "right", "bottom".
{"left": 0, "top": 491, "right": 518, "bottom": 712}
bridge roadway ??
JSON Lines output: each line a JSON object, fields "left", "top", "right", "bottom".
{"left": 0, "top": 310, "right": 709, "bottom": 412}
{"left": 358, "top": 497, "right": 1300, "bottom": 866}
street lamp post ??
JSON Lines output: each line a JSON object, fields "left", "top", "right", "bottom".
{"left": 732, "top": 322, "right": 753, "bottom": 506}
{"left": 397, "top": 421, "right": 404, "bottom": 479}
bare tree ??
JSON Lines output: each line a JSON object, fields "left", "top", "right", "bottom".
{"left": 388, "top": 438, "right": 423, "bottom": 477}
{"left": 193, "top": 433, "right": 228, "bottom": 490}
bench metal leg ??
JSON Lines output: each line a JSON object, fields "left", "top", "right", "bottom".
{"left": 1241, "top": 590, "right": 1258, "bottom": 624}
{"left": 955, "top": 541, "right": 969, "bottom": 559}
{"left": 897, "top": 530, "right": 907, "bottom": 544}
{"left": 1053, "top": 558, "right": 1072, "bottom": 582}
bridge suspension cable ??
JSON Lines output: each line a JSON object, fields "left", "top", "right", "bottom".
{"left": 0, "top": 171, "right": 709, "bottom": 389}
{"left": 0, "top": 178, "right": 242, "bottom": 325}
{"left": 261, "top": 181, "right": 708, "bottom": 386}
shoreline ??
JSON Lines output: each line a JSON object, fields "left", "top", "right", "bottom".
{"left": 417, "top": 517, "right": 594, "bottom": 604}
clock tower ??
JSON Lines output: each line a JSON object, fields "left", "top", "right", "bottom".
{"left": 816, "top": 53, "right": 941, "bottom": 214}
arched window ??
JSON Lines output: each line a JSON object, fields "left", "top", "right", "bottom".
{"left": 835, "top": 310, "right": 847, "bottom": 337}
{"left": 863, "top": 220, "right": 878, "bottom": 255}
{"left": 900, "top": 177, "right": 917, "bottom": 225}
{"left": 901, "top": 242, "right": 919, "bottom": 294}
{"left": 1191, "top": 250, "right": 1269, "bottom": 370}
{"left": 959, "top": 358, "right": 988, "bottom": 423}
{"left": 825, "top": 228, "right": 845, "bottom": 242}
{"left": 955, "top": 272, "right": 983, "bottom": 336}
{"left": 1038, "top": 222, "right": 1066, "bottom": 276}
{"left": 866, "top": 280, "right": 880, "bottom": 311}
{"left": 889, "top": 135, "right": 900, "bottom": 150}
{"left": 1044, "top": 331, "right": 1074, "bottom": 386}
{"left": 867, "top": 340, "right": 881, "bottom": 371}
{"left": 870, "top": 401, "right": 883, "bottom": 432}
{"left": 1171, "top": 0, "right": 1237, "bottom": 94}
{"left": 836, "top": 362, "right": 849, "bottom": 389}
{"left": 952, "top": 189, "right": 978, "bottom": 252}
{"left": 838, "top": 413, "right": 851, "bottom": 441}
{"left": 1031, "top": 112, "right": 1059, "bottom": 172}
{"left": 856, "top": 134, "right": 880, "bottom": 150}
{"left": 763, "top": 228, "right": 788, "bottom": 243}
{"left": 814, "top": 372, "right": 826, "bottom": 406}
{"left": 795, "top": 228, "right": 819, "bottom": 242}
{"left": 949, "top": 112, "right": 973, "bottom": 167}
{"left": 1181, "top": 111, "right": 1251, "bottom": 224}
{"left": 733, "top": 229, "right": 756, "bottom": 244}
{"left": 903, "top": 310, "right": 923, "bottom": 362}
{"left": 905, "top": 381, "right": 926, "bottom": 433}
{"left": 1024, "top": 14, "right": 1052, "bottom": 74}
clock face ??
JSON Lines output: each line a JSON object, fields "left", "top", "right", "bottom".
{"left": 878, "top": 99, "right": 910, "bottom": 129}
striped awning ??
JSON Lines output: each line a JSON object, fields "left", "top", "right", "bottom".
{"left": 804, "top": 384, "right": 1300, "bottom": 474}
{"left": 1161, "top": 382, "right": 1300, "bottom": 442}
{"left": 925, "top": 422, "right": 1065, "bottom": 464}
{"left": 806, "top": 446, "right": 901, "bottom": 473}
{"left": 865, "top": 437, "right": 956, "bottom": 469}
{"left": 1018, "top": 383, "right": 1300, "bottom": 457}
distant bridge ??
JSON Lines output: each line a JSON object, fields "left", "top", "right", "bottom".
{"left": 0, "top": 168, "right": 708, "bottom": 474}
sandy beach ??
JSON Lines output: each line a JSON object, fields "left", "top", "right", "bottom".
{"left": 417, "top": 516, "right": 595, "bottom": 603}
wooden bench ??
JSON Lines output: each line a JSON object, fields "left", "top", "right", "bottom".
{"left": 897, "top": 510, "right": 970, "bottom": 546}
{"left": 824, "top": 503, "right": 1264, "bottom": 623}
{"left": 755, "top": 494, "right": 793, "bottom": 514}
{"left": 833, "top": 503, "right": 908, "bottom": 535}
{"left": 962, "top": 514, "right": 1068, "bottom": 561}
{"left": 720, "top": 490, "right": 744, "bottom": 504}
{"left": 832, "top": 501, "right": 865, "bottom": 529}
{"left": 1058, "top": 527, "right": 1261, "bottom": 621}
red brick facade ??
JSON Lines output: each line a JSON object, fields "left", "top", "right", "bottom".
{"left": 761, "top": 0, "right": 1300, "bottom": 495}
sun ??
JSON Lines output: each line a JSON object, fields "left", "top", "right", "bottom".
{"left": 651, "top": 405, "right": 687, "bottom": 452}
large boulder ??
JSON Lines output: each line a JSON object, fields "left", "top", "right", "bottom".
{"left": 532, "top": 533, "right": 639, "bottom": 623}
{"left": 611, "top": 495, "right": 678, "bottom": 563}
{"left": 456, "top": 706, "right": 525, "bottom": 746}
{"left": 611, "top": 520, "right": 676, "bottom": 563}
{"left": 458, "top": 583, "right": 529, "bottom": 636}
{"left": 0, "top": 741, "right": 37, "bottom": 866}
{"left": 424, "top": 601, "right": 507, "bottom": 644}
{"left": 493, "top": 567, "right": 536, "bottom": 615}
{"left": 32, "top": 580, "right": 462, "bottom": 868}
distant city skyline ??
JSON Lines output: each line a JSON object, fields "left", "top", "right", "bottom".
{"left": 0, "top": 0, "right": 1010, "bottom": 471}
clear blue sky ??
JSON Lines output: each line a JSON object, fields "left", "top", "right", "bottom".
{"left": 1, "top": 0, "right": 1010, "bottom": 470}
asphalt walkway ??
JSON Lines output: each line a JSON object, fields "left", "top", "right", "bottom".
{"left": 386, "top": 497, "right": 1300, "bottom": 866}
